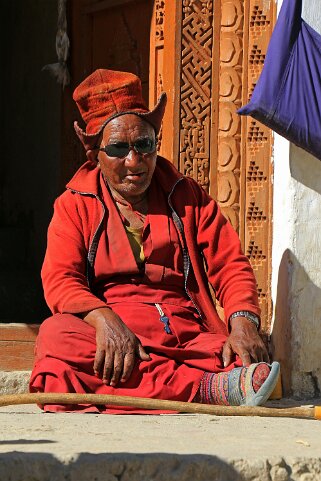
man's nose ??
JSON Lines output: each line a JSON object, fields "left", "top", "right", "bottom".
{"left": 124, "top": 148, "right": 141, "bottom": 166}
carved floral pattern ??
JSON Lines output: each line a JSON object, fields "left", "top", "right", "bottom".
{"left": 155, "top": 0, "right": 165, "bottom": 45}
{"left": 179, "top": 0, "right": 213, "bottom": 190}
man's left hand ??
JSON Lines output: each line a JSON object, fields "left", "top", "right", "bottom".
{"left": 222, "top": 316, "right": 270, "bottom": 367}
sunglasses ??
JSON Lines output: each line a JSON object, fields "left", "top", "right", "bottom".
{"left": 98, "top": 138, "right": 157, "bottom": 158}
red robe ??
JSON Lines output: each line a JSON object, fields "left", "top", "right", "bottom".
{"left": 30, "top": 157, "right": 259, "bottom": 413}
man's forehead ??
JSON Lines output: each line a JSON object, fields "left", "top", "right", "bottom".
{"left": 103, "top": 114, "right": 154, "bottom": 138}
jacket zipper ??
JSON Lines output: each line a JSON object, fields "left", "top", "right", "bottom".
{"left": 167, "top": 179, "right": 203, "bottom": 320}
{"left": 67, "top": 188, "right": 106, "bottom": 287}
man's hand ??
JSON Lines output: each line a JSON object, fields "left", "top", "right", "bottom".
{"left": 82, "top": 307, "right": 151, "bottom": 386}
{"left": 222, "top": 316, "right": 269, "bottom": 367}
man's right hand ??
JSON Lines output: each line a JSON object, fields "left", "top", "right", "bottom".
{"left": 82, "top": 307, "right": 151, "bottom": 386}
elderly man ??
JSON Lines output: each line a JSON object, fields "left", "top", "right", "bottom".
{"left": 30, "top": 69, "right": 279, "bottom": 413}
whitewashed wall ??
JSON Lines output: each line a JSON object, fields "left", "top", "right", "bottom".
{"left": 271, "top": 0, "right": 321, "bottom": 397}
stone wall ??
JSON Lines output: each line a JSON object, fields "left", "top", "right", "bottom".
{"left": 271, "top": 0, "right": 321, "bottom": 398}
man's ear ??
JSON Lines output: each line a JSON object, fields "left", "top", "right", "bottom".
{"left": 86, "top": 150, "right": 99, "bottom": 162}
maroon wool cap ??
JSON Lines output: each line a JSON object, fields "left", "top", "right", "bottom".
{"left": 73, "top": 69, "right": 167, "bottom": 153}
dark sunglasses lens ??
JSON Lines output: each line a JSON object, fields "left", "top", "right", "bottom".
{"left": 105, "top": 144, "right": 130, "bottom": 157}
{"left": 135, "top": 138, "right": 155, "bottom": 154}
{"left": 104, "top": 139, "right": 156, "bottom": 157}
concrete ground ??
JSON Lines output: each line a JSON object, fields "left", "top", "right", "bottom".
{"left": 0, "top": 401, "right": 321, "bottom": 481}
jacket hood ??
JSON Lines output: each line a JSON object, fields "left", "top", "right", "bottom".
{"left": 66, "top": 156, "right": 185, "bottom": 196}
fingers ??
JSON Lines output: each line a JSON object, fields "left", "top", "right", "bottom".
{"left": 261, "top": 345, "right": 270, "bottom": 364}
{"left": 115, "top": 343, "right": 150, "bottom": 384}
{"left": 101, "top": 341, "right": 114, "bottom": 385}
{"left": 223, "top": 338, "right": 256, "bottom": 367}
{"left": 95, "top": 335, "right": 150, "bottom": 386}
{"left": 249, "top": 341, "right": 270, "bottom": 364}
{"left": 222, "top": 342, "right": 233, "bottom": 367}
{"left": 102, "top": 344, "right": 149, "bottom": 386}
{"left": 101, "top": 342, "right": 127, "bottom": 386}
{"left": 137, "top": 343, "right": 151, "bottom": 361}
{"left": 239, "top": 350, "right": 252, "bottom": 367}
{"left": 108, "top": 349, "right": 123, "bottom": 387}
{"left": 94, "top": 347, "right": 105, "bottom": 377}
{"left": 226, "top": 322, "right": 271, "bottom": 367}
{"left": 236, "top": 344, "right": 269, "bottom": 366}
{"left": 120, "top": 350, "right": 136, "bottom": 383}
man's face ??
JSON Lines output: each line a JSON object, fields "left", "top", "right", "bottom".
{"left": 97, "top": 114, "right": 157, "bottom": 203}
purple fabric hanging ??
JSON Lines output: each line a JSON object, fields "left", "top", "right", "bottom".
{"left": 238, "top": 0, "right": 321, "bottom": 160}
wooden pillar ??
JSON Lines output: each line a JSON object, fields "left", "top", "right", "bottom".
{"left": 149, "top": 0, "right": 181, "bottom": 166}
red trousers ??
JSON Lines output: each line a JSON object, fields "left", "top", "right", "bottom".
{"left": 30, "top": 302, "right": 242, "bottom": 413}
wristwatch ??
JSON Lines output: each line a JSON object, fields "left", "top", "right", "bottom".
{"left": 229, "top": 310, "right": 260, "bottom": 330}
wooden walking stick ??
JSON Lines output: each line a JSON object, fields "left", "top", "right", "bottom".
{"left": 0, "top": 393, "right": 320, "bottom": 420}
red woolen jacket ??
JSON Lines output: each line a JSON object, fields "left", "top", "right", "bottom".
{"left": 42, "top": 156, "right": 260, "bottom": 335}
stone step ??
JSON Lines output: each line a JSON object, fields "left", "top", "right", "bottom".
{"left": 0, "top": 403, "right": 320, "bottom": 481}
{"left": 0, "top": 371, "right": 30, "bottom": 394}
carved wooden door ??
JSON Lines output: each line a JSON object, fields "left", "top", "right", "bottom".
{"left": 149, "top": 0, "right": 276, "bottom": 334}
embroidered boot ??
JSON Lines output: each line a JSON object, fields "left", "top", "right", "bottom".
{"left": 197, "top": 362, "right": 280, "bottom": 406}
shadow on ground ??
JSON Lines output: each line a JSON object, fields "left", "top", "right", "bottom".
{"left": 0, "top": 452, "right": 242, "bottom": 481}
